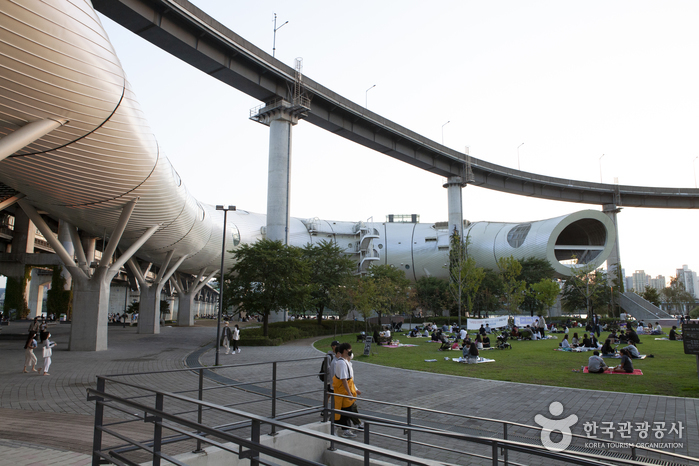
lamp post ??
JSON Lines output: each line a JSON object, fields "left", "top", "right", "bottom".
{"left": 272, "top": 13, "right": 288, "bottom": 58}
{"left": 599, "top": 154, "right": 605, "bottom": 183}
{"left": 442, "top": 121, "right": 450, "bottom": 145}
{"left": 517, "top": 143, "right": 524, "bottom": 170}
{"left": 215, "top": 204, "right": 236, "bottom": 366}
{"left": 365, "top": 84, "right": 376, "bottom": 108}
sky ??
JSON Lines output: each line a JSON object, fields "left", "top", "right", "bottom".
{"left": 94, "top": 0, "right": 699, "bottom": 285}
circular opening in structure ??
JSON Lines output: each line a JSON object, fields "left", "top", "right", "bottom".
{"left": 554, "top": 218, "right": 607, "bottom": 265}
{"left": 507, "top": 223, "right": 531, "bottom": 248}
{"left": 230, "top": 224, "right": 241, "bottom": 247}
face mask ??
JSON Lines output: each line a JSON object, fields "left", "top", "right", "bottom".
{"left": 349, "top": 351, "right": 354, "bottom": 360}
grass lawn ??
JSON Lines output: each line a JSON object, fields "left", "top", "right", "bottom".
{"left": 314, "top": 332, "right": 699, "bottom": 398}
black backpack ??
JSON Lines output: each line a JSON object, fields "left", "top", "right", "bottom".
{"left": 318, "top": 357, "right": 328, "bottom": 382}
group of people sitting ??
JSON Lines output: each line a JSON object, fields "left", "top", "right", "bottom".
{"left": 559, "top": 332, "right": 600, "bottom": 349}
{"left": 587, "top": 348, "right": 635, "bottom": 373}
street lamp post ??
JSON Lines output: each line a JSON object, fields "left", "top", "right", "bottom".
{"left": 442, "top": 121, "right": 450, "bottom": 145}
{"left": 272, "top": 13, "right": 288, "bottom": 58}
{"left": 365, "top": 84, "right": 376, "bottom": 108}
{"left": 599, "top": 154, "right": 605, "bottom": 183}
{"left": 517, "top": 143, "right": 524, "bottom": 170}
{"left": 215, "top": 204, "right": 236, "bottom": 366}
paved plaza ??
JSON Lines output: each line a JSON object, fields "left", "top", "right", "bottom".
{"left": 0, "top": 321, "right": 697, "bottom": 465}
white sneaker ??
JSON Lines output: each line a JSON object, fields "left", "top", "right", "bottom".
{"left": 342, "top": 429, "right": 356, "bottom": 438}
{"left": 237, "top": 348, "right": 240, "bottom": 353}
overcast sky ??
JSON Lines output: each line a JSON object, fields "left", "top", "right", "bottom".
{"left": 96, "top": 0, "right": 699, "bottom": 284}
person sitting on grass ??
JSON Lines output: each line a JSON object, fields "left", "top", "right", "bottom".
{"left": 650, "top": 322, "right": 663, "bottom": 335}
{"left": 669, "top": 325, "right": 682, "bottom": 341}
{"left": 623, "top": 341, "right": 641, "bottom": 358}
{"left": 612, "top": 348, "right": 634, "bottom": 373}
{"left": 581, "top": 334, "right": 593, "bottom": 348}
{"left": 625, "top": 327, "right": 640, "bottom": 344}
{"left": 464, "top": 342, "right": 479, "bottom": 362}
{"left": 475, "top": 334, "right": 484, "bottom": 349}
{"left": 600, "top": 338, "right": 616, "bottom": 355}
{"left": 607, "top": 330, "right": 619, "bottom": 344}
{"left": 590, "top": 334, "right": 600, "bottom": 348}
{"left": 482, "top": 334, "right": 491, "bottom": 348}
{"left": 560, "top": 334, "right": 571, "bottom": 349}
{"left": 571, "top": 332, "right": 580, "bottom": 347}
{"left": 587, "top": 350, "right": 608, "bottom": 373}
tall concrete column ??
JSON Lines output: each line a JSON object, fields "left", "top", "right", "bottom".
{"left": 27, "top": 268, "right": 51, "bottom": 318}
{"left": 251, "top": 100, "right": 308, "bottom": 244}
{"left": 603, "top": 204, "right": 622, "bottom": 284}
{"left": 18, "top": 198, "right": 159, "bottom": 350}
{"left": 174, "top": 269, "right": 218, "bottom": 327}
{"left": 11, "top": 207, "right": 35, "bottom": 254}
{"left": 443, "top": 176, "right": 467, "bottom": 238}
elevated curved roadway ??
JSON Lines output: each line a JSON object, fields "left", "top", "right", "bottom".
{"left": 93, "top": 0, "right": 699, "bottom": 209}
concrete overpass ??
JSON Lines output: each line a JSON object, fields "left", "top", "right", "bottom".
{"left": 93, "top": 0, "right": 699, "bottom": 209}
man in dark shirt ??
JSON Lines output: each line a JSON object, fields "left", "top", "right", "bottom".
{"left": 625, "top": 328, "right": 640, "bottom": 344}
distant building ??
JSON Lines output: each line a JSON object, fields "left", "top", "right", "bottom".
{"left": 649, "top": 275, "right": 666, "bottom": 291}
{"left": 625, "top": 276, "right": 634, "bottom": 293}
{"left": 676, "top": 265, "right": 698, "bottom": 298}
{"left": 632, "top": 270, "right": 649, "bottom": 293}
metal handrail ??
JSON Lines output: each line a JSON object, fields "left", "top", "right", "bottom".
{"left": 89, "top": 358, "right": 697, "bottom": 466}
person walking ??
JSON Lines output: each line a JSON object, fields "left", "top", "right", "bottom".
{"left": 23, "top": 332, "right": 38, "bottom": 373}
{"left": 232, "top": 324, "right": 240, "bottom": 353}
{"left": 221, "top": 322, "right": 233, "bottom": 354}
{"left": 39, "top": 332, "right": 57, "bottom": 376}
{"left": 28, "top": 317, "right": 40, "bottom": 334}
{"left": 333, "top": 342, "right": 362, "bottom": 438}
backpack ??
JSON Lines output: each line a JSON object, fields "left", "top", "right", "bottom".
{"left": 318, "top": 357, "right": 328, "bottom": 382}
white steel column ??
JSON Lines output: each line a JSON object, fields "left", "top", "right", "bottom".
{"left": 443, "top": 176, "right": 467, "bottom": 238}
{"left": 603, "top": 204, "right": 622, "bottom": 283}
{"left": 251, "top": 100, "right": 308, "bottom": 244}
{"left": 0, "top": 119, "right": 67, "bottom": 162}
{"left": 267, "top": 111, "right": 295, "bottom": 243}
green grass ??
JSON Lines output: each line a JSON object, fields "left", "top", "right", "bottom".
{"left": 314, "top": 333, "right": 699, "bottom": 398}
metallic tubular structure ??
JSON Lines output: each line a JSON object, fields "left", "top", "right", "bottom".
{"left": 0, "top": 0, "right": 612, "bottom": 284}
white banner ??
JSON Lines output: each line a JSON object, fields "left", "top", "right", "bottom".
{"left": 466, "top": 316, "right": 509, "bottom": 330}
{"left": 515, "top": 316, "right": 538, "bottom": 327}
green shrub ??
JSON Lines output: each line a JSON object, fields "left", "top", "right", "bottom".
{"left": 690, "top": 307, "right": 699, "bottom": 319}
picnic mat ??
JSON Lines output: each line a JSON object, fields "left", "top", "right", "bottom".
{"left": 452, "top": 357, "right": 495, "bottom": 364}
{"left": 602, "top": 354, "right": 647, "bottom": 359}
{"left": 583, "top": 366, "right": 643, "bottom": 375}
{"left": 554, "top": 347, "right": 597, "bottom": 352}
{"left": 384, "top": 344, "right": 418, "bottom": 348}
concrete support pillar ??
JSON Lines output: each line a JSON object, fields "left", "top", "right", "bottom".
{"left": 11, "top": 207, "right": 35, "bottom": 254}
{"left": 443, "top": 176, "right": 467, "bottom": 238}
{"left": 71, "top": 267, "right": 111, "bottom": 351}
{"left": 603, "top": 204, "right": 623, "bottom": 285}
{"left": 251, "top": 101, "right": 306, "bottom": 244}
{"left": 27, "top": 268, "right": 51, "bottom": 318}
{"left": 267, "top": 113, "right": 295, "bottom": 243}
{"left": 17, "top": 198, "right": 159, "bottom": 350}
{"left": 174, "top": 269, "right": 218, "bottom": 327}
{"left": 129, "top": 252, "right": 188, "bottom": 334}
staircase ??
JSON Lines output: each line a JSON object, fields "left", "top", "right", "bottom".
{"left": 617, "top": 292, "right": 673, "bottom": 321}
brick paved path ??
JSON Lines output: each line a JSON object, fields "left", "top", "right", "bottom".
{"left": 0, "top": 322, "right": 697, "bottom": 465}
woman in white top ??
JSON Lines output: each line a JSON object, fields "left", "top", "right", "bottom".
{"left": 40, "top": 333, "right": 57, "bottom": 375}
{"left": 560, "top": 334, "right": 571, "bottom": 349}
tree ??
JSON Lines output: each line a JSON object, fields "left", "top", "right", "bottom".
{"left": 528, "top": 279, "right": 560, "bottom": 316}
{"left": 473, "top": 269, "right": 503, "bottom": 317}
{"left": 46, "top": 265, "right": 72, "bottom": 319}
{"left": 519, "top": 257, "right": 555, "bottom": 316}
{"left": 661, "top": 276, "right": 695, "bottom": 314}
{"left": 350, "top": 276, "right": 377, "bottom": 334}
{"left": 641, "top": 286, "right": 661, "bottom": 307}
{"left": 459, "top": 256, "right": 485, "bottom": 318}
{"left": 369, "top": 264, "right": 413, "bottom": 324}
{"left": 302, "top": 240, "right": 355, "bottom": 323}
{"left": 561, "top": 267, "right": 610, "bottom": 316}
{"left": 497, "top": 256, "right": 526, "bottom": 315}
{"left": 327, "top": 276, "right": 357, "bottom": 334}
{"left": 415, "top": 276, "right": 449, "bottom": 316}
{"left": 447, "top": 228, "right": 466, "bottom": 324}
{"left": 224, "top": 239, "right": 308, "bottom": 336}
